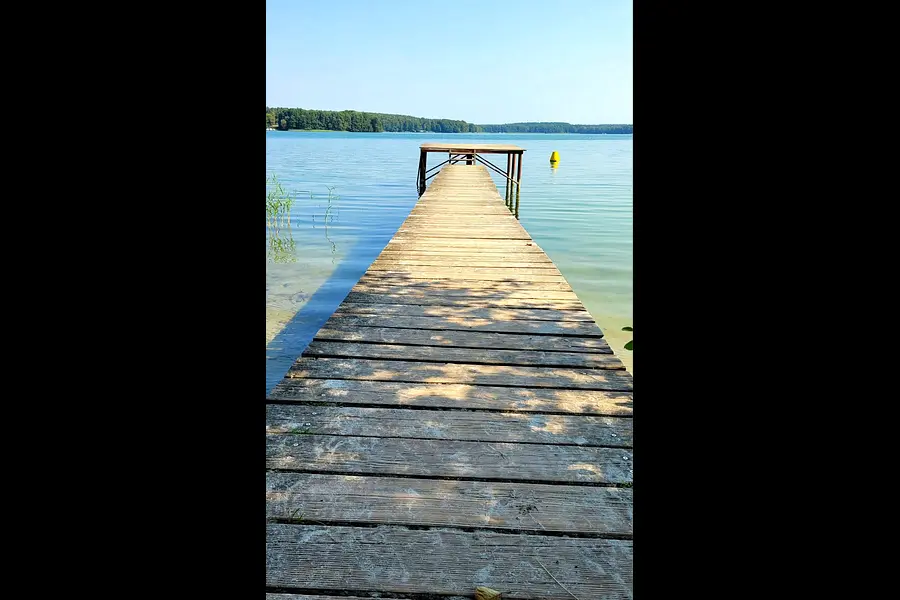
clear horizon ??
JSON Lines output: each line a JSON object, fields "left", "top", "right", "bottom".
{"left": 266, "top": 0, "right": 633, "bottom": 124}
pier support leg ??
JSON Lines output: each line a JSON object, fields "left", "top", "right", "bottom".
{"left": 505, "top": 154, "right": 512, "bottom": 208}
{"left": 514, "top": 153, "right": 522, "bottom": 218}
{"left": 418, "top": 150, "right": 427, "bottom": 196}
{"left": 515, "top": 183, "right": 520, "bottom": 219}
{"left": 516, "top": 152, "right": 523, "bottom": 187}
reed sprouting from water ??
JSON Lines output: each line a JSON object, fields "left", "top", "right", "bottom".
{"left": 266, "top": 175, "right": 294, "bottom": 229}
{"left": 266, "top": 177, "right": 341, "bottom": 264}
{"left": 266, "top": 175, "right": 299, "bottom": 264}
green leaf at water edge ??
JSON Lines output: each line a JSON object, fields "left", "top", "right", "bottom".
{"left": 622, "top": 326, "right": 633, "bottom": 332}
{"left": 624, "top": 340, "right": 633, "bottom": 351}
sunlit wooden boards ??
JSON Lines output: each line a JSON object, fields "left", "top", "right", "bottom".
{"left": 266, "top": 164, "right": 633, "bottom": 599}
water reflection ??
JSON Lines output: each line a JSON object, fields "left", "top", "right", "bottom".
{"left": 504, "top": 174, "right": 521, "bottom": 219}
{"left": 267, "top": 228, "right": 297, "bottom": 264}
{"left": 312, "top": 186, "right": 339, "bottom": 263}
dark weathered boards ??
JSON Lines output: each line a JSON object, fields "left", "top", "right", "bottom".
{"left": 266, "top": 163, "right": 634, "bottom": 599}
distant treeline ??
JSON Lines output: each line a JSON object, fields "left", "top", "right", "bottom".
{"left": 265, "top": 107, "right": 632, "bottom": 134}
{"left": 266, "top": 107, "right": 478, "bottom": 133}
{"left": 478, "top": 122, "right": 632, "bottom": 134}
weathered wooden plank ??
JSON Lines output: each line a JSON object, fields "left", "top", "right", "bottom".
{"left": 288, "top": 357, "right": 633, "bottom": 390}
{"left": 406, "top": 211, "right": 515, "bottom": 218}
{"left": 369, "top": 256, "right": 559, "bottom": 275}
{"left": 268, "top": 379, "right": 634, "bottom": 416}
{"left": 419, "top": 190, "right": 507, "bottom": 194}
{"left": 363, "top": 272, "right": 567, "bottom": 283}
{"left": 398, "top": 216, "right": 519, "bottom": 222}
{"left": 405, "top": 217, "right": 512, "bottom": 222}
{"left": 387, "top": 238, "right": 540, "bottom": 247}
{"left": 423, "top": 180, "right": 505, "bottom": 186}
{"left": 266, "top": 524, "right": 633, "bottom": 599}
{"left": 352, "top": 283, "right": 576, "bottom": 295}
{"left": 369, "top": 266, "right": 561, "bottom": 276}
{"left": 424, "top": 179, "right": 504, "bottom": 184}
{"left": 379, "top": 246, "right": 549, "bottom": 255}
{"left": 266, "top": 596, "right": 461, "bottom": 600}
{"left": 303, "top": 341, "right": 622, "bottom": 369}
{"left": 403, "top": 222, "right": 514, "bottom": 228}
{"left": 397, "top": 222, "right": 524, "bottom": 229}
{"left": 323, "top": 314, "right": 604, "bottom": 336}
{"left": 267, "top": 434, "right": 632, "bottom": 483}
{"left": 399, "top": 220, "right": 517, "bottom": 227}
{"left": 334, "top": 303, "right": 594, "bottom": 321}
{"left": 399, "top": 225, "right": 520, "bottom": 230}
{"left": 424, "top": 181, "right": 504, "bottom": 187}
{"left": 376, "top": 252, "right": 550, "bottom": 261}
{"left": 422, "top": 192, "right": 506, "bottom": 197}
{"left": 413, "top": 195, "right": 511, "bottom": 202}
{"left": 267, "top": 595, "right": 396, "bottom": 600}
{"left": 372, "top": 259, "right": 556, "bottom": 268}
{"left": 391, "top": 236, "right": 533, "bottom": 244}
{"left": 409, "top": 200, "right": 503, "bottom": 206}
{"left": 400, "top": 211, "right": 508, "bottom": 217}
{"left": 267, "top": 405, "right": 632, "bottom": 446}
{"left": 410, "top": 207, "right": 511, "bottom": 212}
{"left": 399, "top": 219, "right": 522, "bottom": 226}
{"left": 348, "top": 287, "right": 582, "bottom": 301}
{"left": 315, "top": 325, "right": 609, "bottom": 351}
{"left": 342, "top": 292, "right": 586, "bottom": 310}
{"left": 357, "top": 276, "right": 573, "bottom": 290}
{"left": 417, "top": 200, "right": 506, "bottom": 205}
{"left": 412, "top": 202, "right": 510, "bottom": 207}
{"left": 266, "top": 473, "right": 633, "bottom": 534}
{"left": 376, "top": 248, "right": 551, "bottom": 258}
{"left": 390, "top": 235, "right": 534, "bottom": 241}
{"left": 416, "top": 192, "right": 507, "bottom": 197}
{"left": 398, "top": 225, "right": 521, "bottom": 231}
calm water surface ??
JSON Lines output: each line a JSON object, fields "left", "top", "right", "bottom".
{"left": 266, "top": 132, "right": 632, "bottom": 392}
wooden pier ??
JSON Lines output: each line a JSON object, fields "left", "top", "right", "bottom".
{"left": 266, "top": 160, "right": 634, "bottom": 599}
{"left": 417, "top": 142, "right": 525, "bottom": 217}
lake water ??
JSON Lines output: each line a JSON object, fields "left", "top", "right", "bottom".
{"left": 266, "top": 131, "right": 633, "bottom": 392}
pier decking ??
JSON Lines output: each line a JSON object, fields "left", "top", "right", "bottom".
{"left": 266, "top": 164, "right": 634, "bottom": 599}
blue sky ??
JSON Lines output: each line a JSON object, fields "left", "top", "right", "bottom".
{"left": 266, "top": 0, "right": 632, "bottom": 124}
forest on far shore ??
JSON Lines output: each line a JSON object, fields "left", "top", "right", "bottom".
{"left": 266, "top": 107, "right": 633, "bottom": 134}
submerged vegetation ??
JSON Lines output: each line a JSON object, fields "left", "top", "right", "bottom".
{"left": 266, "top": 106, "right": 632, "bottom": 134}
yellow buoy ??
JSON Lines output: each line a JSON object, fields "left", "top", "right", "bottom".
{"left": 549, "top": 150, "right": 560, "bottom": 167}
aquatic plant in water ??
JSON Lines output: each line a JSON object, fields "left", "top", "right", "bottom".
{"left": 622, "top": 326, "right": 633, "bottom": 351}
{"left": 266, "top": 175, "right": 299, "bottom": 263}
{"left": 266, "top": 175, "right": 294, "bottom": 228}
{"left": 266, "top": 177, "right": 340, "bottom": 264}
